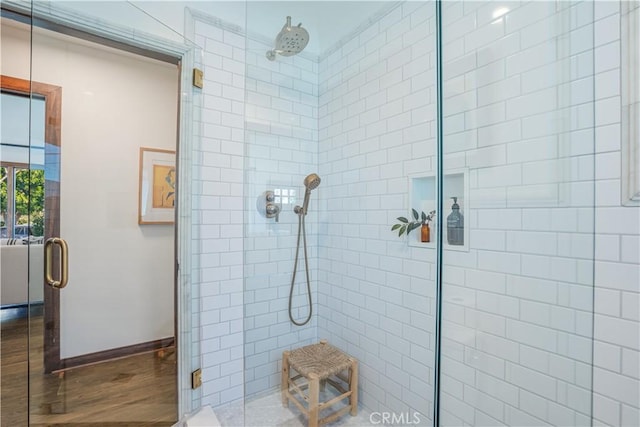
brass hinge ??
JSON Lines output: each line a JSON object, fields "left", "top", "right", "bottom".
{"left": 192, "top": 68, "right": 203, "bottom": 89}
{"left": 191, "top": 369, "right": 202, "bottom": 389}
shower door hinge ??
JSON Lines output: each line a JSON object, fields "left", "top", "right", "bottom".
{"left": 191, "top": 369, "right": 202, "bottom": 389}
{"left": 192, "top": 68, "right": 204, "bottom": 89}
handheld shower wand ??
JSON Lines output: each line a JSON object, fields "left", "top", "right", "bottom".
{"left": 295, "top": 173, "right": 321, "bottom": 216}
{"left": 289, "top": 173, "right": 321, "bottom": 326}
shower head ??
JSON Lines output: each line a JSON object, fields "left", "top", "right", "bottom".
{"left": 304, "top": 173, "right": 321, "bottom": 190}
{"left": 266, "top": 16, "right": 309, "bottom": 61}
{"left": 295, "top": 173, "right": 321, "bottom": 215}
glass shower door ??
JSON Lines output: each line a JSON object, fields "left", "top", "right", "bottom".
{"left": 1, "top": 12, "right": 34, "bottom": 426}
{"left": 438, "top": 1, "right": 595, "bottom": 426}
{"left": 21, "top": 2, "right": 185, "bottom": 424}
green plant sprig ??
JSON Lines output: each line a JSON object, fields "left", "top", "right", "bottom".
{"left": 391, "top": 209, "right": 436, "bottom": 237}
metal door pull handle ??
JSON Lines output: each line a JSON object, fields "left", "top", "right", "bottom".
{"left": 44, "top": 237, "right": 69, "bottom": 289}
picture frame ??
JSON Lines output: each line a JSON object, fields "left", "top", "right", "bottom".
{"left": 138, "top": 147, "right": 176, "bottom": 224}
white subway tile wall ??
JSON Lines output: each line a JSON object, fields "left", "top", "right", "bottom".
{"left": 193, "top": 15, "right": 320, "bottom": 407}
{"left": 188, "top": 1, "right": 639, "bottom": 424}
{"left": 243, "top": 36, "right": 319, "bottom": 398}
{"left": 317, "top": 2, "right": 436, "bottom": 422}
{"left": 438, "top": 1, "right": 638, "bottom": 426}
{"left": 592, "top": 2, "right": 640, "bottom": 426}
{"left": 193, "top": 17, "right": 247, "bottom": 408}
{"left": 439, "top": 1, "right": 596, "bottom": 426}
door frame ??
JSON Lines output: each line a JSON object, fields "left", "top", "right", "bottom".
{"left": 1, "top": 1, "right": 200, "bottom": 417}
{"left": 1, "top": 76, "right": 62, "bottom": 373}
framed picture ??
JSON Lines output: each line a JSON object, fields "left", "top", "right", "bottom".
{"left": 138, "top": 147, "right": 176, "bottom": 224}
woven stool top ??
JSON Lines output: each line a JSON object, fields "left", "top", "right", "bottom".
{"left": 288, "top": 341, "right": 352, "bottom": 379}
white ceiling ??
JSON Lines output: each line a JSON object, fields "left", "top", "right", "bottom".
{"left": 129, "top": 1, "right": 394, "bottom": 58}
{"left": 30, "top": 1, "right": 394, "bottom": 59}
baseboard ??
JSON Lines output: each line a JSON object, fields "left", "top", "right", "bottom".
{"left": 0, "top": 302, "right": 44, "bottom": 322}
{"left": 56, "top": 336, "right": 175, "bottom": 372}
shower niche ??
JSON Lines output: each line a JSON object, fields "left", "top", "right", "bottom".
{"left": 408, "top": 168, "right": 469, "bottom": 251}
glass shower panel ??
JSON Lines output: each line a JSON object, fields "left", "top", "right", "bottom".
{"left": 239, "top": 2, "right": 438, "bottom": 426}
{"left": 439, "top": 1, "right": 595, "bottom": 426}
{"left": 242, "top": 2, "right": 320, "bottom": 411}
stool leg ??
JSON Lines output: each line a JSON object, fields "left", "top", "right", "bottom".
{"left": 308, "top": 373, "right": 320, "bottom": 427}
{"left": 349, "top": 359, "right": 358, "bottom": 416}
{"left": 282, "top": 351, "right": 290, "bottom": 407}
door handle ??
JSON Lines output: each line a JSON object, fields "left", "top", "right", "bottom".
{"left": 44, "top": 237, "right": 69, "bottom": 289}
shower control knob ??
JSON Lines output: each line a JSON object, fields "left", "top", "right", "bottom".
{"left": 266, "top": 204, "right": 278, "bottom": 215}
{"left": 266, "top": 191, "right": 275, "bottom": 202}
{"left": 266, "top": 203, "right": 280, "bottom": 222}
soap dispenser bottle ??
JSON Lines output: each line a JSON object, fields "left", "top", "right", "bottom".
{"left": 447, "top": 197, "right": 464, "bottom": 246}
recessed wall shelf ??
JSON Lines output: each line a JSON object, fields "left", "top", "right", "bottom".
{"left": 408, "top": 168, "right": 469, "bottom": 252}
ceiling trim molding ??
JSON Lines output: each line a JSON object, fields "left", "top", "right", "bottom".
{"left": 317, "top": 1, "right": 403, "bottom": 62}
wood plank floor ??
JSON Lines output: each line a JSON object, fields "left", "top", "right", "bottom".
{"left": 1, "top": 316, "right": 177, "bottom": 426}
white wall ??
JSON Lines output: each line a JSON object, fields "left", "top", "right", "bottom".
{"left": 437, "top": 1, "right": 596, "bottom": 425}
{"left": 190, "top": 11, "right": 319, "bottom": 407}
{"left": 1, "top": 21, "right": 177, "bottom": 358}
{"left": 243, "top": 35, "right": 319, "bottom": 398}
{"left": 317, "top": 2, "right": 437, "bottom": 421}
{"left": 592, "top": 2, "right": 640, "bottom": 426}
{"left": 190, "top": 15, "right": 247, "bottom": 407}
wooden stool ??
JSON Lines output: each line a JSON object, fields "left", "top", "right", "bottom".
{"left": 282, "top": 339, "right": 358, "bottom": 427}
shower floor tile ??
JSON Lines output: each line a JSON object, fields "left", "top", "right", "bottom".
{"left": 216, "top": 390, "right": 373, "bottom": 427}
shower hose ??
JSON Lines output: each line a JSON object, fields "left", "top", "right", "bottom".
{"left": 288, "top": 211, "right": 313, "bottom": 326}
